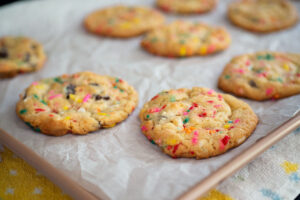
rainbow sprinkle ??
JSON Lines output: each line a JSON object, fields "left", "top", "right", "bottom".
{"left": 192, "top": 131, "right": 199, "bottom": 145}
{"left": 170, "top": 96, "right": 176, "bottom": 102}
{"left": 19, "top": 109, "right": 27, "bottom": 114}
{"left": 141, "top": 125, "right": 148, "bottom": 131}
{"left": 266, "top": 88, "right": 273, "bottom": 95}
{"left": 234, "top": 119, "right": 240, "bottom": 123}
{"left": 183, "top": 118, "right": 189, "bottom": 124}
{"left": 48, "top": 94, "right": 62, "bottom": 100}
{"left": 53, "top": 77, "right": 63, "bottom": 84}
{"left": 219, "top": 135, "right": 230, "bottom": 150}
{"left": 83, "top": 94, "right": 91, "bottom": 103}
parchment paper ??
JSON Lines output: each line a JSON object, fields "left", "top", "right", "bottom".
{"left": 0, "top": 0, "right": 299, "bottom": 199}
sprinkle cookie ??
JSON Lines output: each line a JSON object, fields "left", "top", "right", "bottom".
{"left": 0, "top": 36, "right": 46, "bottom": 78}
{"left": 228, "top": 0, "right": 298, "bottom": 33}
{"left": 139, "top": 87, "right": 258, "bottom": 159}
{"left": 16, "top": 71, "right": 138, "bottom": 136}
{"left": 157, "top": 0, "right": 217, "bottom": 14}
{"left": 84, "top": 5, "right": 165, "bottom": 38}
{"left": 218, "top": 52, "right": 300, "bottom": 101}
{"left": 141, "top": 21, "right": 231, "bottom": 57}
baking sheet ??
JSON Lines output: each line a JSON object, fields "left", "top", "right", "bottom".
{"left": 0, "top": 0, "right": 300, "bottom": 199}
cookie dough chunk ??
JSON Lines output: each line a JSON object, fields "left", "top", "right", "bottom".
{"left": 0, "top": 36, "right": 46, "bottom": 78}
{"left": 16, "top": 71, "right": 138, "bottom": 136}
{"left": 141, "top": 21, "right": 231, "bottom": 57}
{"left": 139, "top": 87, "right": 258, "bottom": 159}
{"left": 218, "top": 52, "right": 300, "bottom": 101}
{"left": 84, "top": 5, "right": 165, "bottom": 38}
{"left": 157, "top": 0, "right": 217, "bottom": 14}
{"left": 228, "top": 0, "right": 298, "bottom": 33}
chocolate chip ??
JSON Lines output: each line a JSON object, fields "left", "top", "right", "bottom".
{"left": 23, "top": 92, "right": 27, "bottom": 100}
{"left": 31, "top": 44, "right": 37, "bottom": 49}
{"left": 89, "top": 83, "right": 99, "bottom": 86}
{"left": 67, "top": 84, "right": 76, "bottom": 93}
{"left": 66, "top": 84, "right": 76, "bottom": 99}
{"left": 103, "top": 96, "right": 110, "bottom": 100}
{"left": 249, "top": 80, "right": 258, "bottom": 88}
{"left": 94, "top": 95, "right": 110, "bottom": 101}
{"left": 23, "top": 52, "right": 31, "bottom": 62}
{"left": 95, "top": 95, "right": 102, "bottom": 100}
{"left": 98, "top": 121, "right": 102, "bottom": 128}
{"left": 0, "top": 48, "right": 8, "bottom": 58}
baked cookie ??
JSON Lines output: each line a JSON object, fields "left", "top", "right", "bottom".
{"left": 139, "top": 87, "right": 258, "bottom": 159}
{"left": 228, "top": 0, "right": 298, "bottom": 33}
{"left": 0, "top": 36, "right": 46, "bottom": 78}
{"left": 157, "top": 0, "right": 217, "bottom": 14}
{"left": 218, "top": 52, "right": 300, "bottom": 101}
{"left": 141, "top": 21, "right": 231, "bottom": 57}
{"left": 16, "top": 71, "right": 138, "bottom": 136}
{"left": 84, "top": 5, "right": 165, "bottom": 38}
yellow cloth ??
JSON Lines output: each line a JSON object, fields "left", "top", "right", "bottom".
{"left": 0, "top": 146, "right": 71, "bottom": 200}
{"left": 0, "top": 145, "right": 233, "bottom": 200}
{"left": 199, "top": 189, "right": 234, "bottom": 200}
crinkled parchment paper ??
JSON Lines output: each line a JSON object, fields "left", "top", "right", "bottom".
{"left": 0, "top": 0, "right": 299, "bottom": 199}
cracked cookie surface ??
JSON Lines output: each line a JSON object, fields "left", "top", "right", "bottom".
{"left": 141, "top": 21, "right": 230, "bottom": 57}
{"left": 228, "top": 0, "right": 298, "bottom": 33}
{"left": 0, "top": 36, "right": 46, "bottom": 78}
{"left": 16, "top": 71, "right": 138, "bottom": 136}
{"left": 218, "top": 52, "right": 300, "bottom": 101}
{"left": 157, "top": 0, "right": 217, "bottom": 14}
{"left": 139, "top": 87, "right": 258, "bottom": 159}
{"left": 84, "top": 5, "right": 165, "bottom": 38}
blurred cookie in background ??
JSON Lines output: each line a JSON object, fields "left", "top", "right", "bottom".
{"left": 157, "top": 0, "right": 217, "bottom": 14}
{"left": 141, "top": 21, "right": 230, "bottom": 57}
{"left": 0, "top": 36, "right": 46, "bottom": 78}
{"left": 228, "top": 0, "right": 298, "bottom": 33}
{"left": 218, "top": 51, "right": 300, "bottom": 100}
{"left": 84, "top": 5, "right": 165, "bottom": 38}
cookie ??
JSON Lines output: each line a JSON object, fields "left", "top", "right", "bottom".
{"left": 218, "top": 52, "right": 300, "bottom": 101}
{"left": 139, "top": 87, "right": 258, "bottom": 159}
{"left": 157, "top": 0, "right": 217, "bottom": 14}
{"left": 0, "top": 36, "right": 46, "bottom": 78}
{"left": 228, "top": 0, "right": 298, "bottom": 33}
{"left": 16, "top": 71, "right": 138, "bottom": 136}
{"left": 84, "top": 5, "right": 165, "bottom": 38}
{"left": 141, "top": 21, "right": 231, "bottom": 57}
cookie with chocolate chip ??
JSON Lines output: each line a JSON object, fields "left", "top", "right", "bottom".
{"left": 228, "top": 0, "right": 298, "bottom": 33}
{"left": 84, "top": 5, "right": 165, "bottom": 38}
{"left": 218, "top": 52, "right": 300, "bottom": 101}
{"left": 141, "top": 21, "right": 231, "bottom": 57}
{"left": 157, "top": 0, "right": 217, "bottom": 14}
{"left": 0, "top": 36, "right": 46, "bottom": 78}
{"left": 16, "top": 71, "right": 138, "bottom": 136}
{"left": 139, "top": 87, "right": 258, "bottom": 159}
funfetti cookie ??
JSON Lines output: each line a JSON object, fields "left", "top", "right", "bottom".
{"left": 84, "top": 5, "right": 165, "bottom": 38}
{"left": 157, "top": 0, "right": 217, "bottom": 14}
{"left": 139, "top": 87, "right": 258, "bottom": 159}
{"left": 0, "top": 36, "right": 46, "bottom": 78}
{"left": 228, "top": 0, "right": 298, "bottom": 33}
{"left": 141, "top": 21, "right": 231, "bottom": 58}
{"left": 218, "top": 52, "right": 300, "bottom": 101}
{"left": 16, "top": 71, "right": 138, "bottom": 136}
